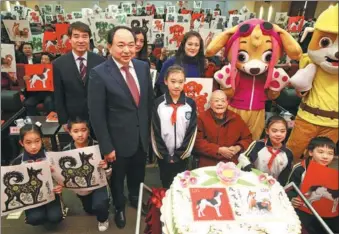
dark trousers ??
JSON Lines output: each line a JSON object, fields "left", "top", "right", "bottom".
{"left": 158, "top": 158, "right": 188, "bottom": 189}
{"left": 110, "top": 145, "right": 146, "bottom": 210}
{"left": 77, "top": 186, "right": 109, "bottom": 222}
{"left": 25, "top": 195, "right": 63, "bottom": 226}
{"left": 24, "top": 92, "right": 54, "bottom": 116}
{"left": 297, "top": 210, "right": 339, "bottom": 234}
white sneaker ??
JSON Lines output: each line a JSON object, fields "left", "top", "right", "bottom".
{"left": 98, "top": 220, "right": 109, "bottom": 232}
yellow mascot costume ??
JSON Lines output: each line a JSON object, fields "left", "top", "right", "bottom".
{"left": 287, "top": 4, "right": 338, "bottom": 162}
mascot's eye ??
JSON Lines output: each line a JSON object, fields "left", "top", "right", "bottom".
{"left": 238, "top": 51, "right": 249, "bottom": 62}
{"left": 319, "top": 37, "right": 332, "bottom": 48}
{"left": 262, "top": 50, "right": 273, "bottom": 62}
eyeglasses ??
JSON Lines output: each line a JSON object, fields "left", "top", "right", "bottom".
{"left": 225, "top": 21, "right": 283, "bottom": 53}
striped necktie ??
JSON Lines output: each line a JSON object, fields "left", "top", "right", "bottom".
{"left": 77, "top": 57, "right": 87, "bottom": 82}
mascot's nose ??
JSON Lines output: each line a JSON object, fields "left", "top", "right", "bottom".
{"left": 250, "top": 68, "right": 260, "bottom": 75}
{"left": 335, "top": 51, "right": 339, "bottom": 59}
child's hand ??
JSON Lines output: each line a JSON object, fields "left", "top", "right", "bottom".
{"left": 291, "top": 197, "right": 303, "bottom": 208}
{"left": 53, "top": 185, "right": 63, "bottom": 194}
{"left": 98, "top": 160, "right": 108, "bottom": 169}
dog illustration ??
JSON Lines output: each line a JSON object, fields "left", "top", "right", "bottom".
{"left": 59, "top": 152, "right": 96, "bottom": 188}
{"left": 12, "top": 22, "right": 29, "bottom": 38}
{"left": 196, "top": 190, "right": 223, "bottom": 217}
{"left": 184, "top": 81, "right": 203, "bottom": 99}
{"left": 154, "top": 20, "right": 163, "bottom": 31}
{"left": 1, "top": 54, "right": 13, "bottom": 68}
{"left": 169, "top": 24, "right": 185, "bottom": 48}
{"left": 29, "top": 68, "right": 50, "bottom": 89}
{"left": 304, "top": 186, "right": 339, "bottom": 213}
{"left": 45, "top": 40, "right": 58, "bottom": 54}
{"left": 3, "top": 167, "right": 44, "bottom": 212}
{"left": 248, "top": 191, "right": 272, "bottom": 212}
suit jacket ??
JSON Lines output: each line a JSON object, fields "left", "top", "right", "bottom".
{"left": 88, "top": 57, "right": 154, "bottom": 157}
{"left": 16, "top": 53, "right": 40, "bottom": 64}
{"left": 53, "top": 51, "right": 105, "bottom": 124}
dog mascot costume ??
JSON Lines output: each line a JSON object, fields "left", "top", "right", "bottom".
{"left": 206, "top": 19, "right": 302, "bottom": 140}
{"left": 287, "top": 5, "right": 338, "bottom": 162}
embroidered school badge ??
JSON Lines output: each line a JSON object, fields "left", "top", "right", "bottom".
{"left": 185, "top": 111, "right": 191, "bottom": 120}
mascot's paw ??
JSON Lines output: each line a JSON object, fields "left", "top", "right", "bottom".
{"left": 290, "top": 63, "right": 317, "bottom": 92}
{"left": 269, "top": 68, "right": 290, "bottom": 92}
{"left": 214, "top": 64, "right": 232, "bottom": 89}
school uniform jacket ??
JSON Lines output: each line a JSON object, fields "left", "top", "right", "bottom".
{"left": 286, "top": 158, "right": 310, "bottom": 200}
{"left": 151, "top": 91, "right": 197, "bottom": 163}
{"left": 242, "top": 139, "right": 294, "bottom": 186}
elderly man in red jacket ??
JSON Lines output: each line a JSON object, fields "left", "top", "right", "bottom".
{"left": 194, "top": 90, "right": 252, "bottom": 167}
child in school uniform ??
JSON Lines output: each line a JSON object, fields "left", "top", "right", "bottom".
{"left": 10, "top": 124, "right": 65, "bottom": 226}
{"left": 151, "top": 65, "right": 197, "bottom": 189}
{"left": 286, "top": 136, "right": 338, "bottom": 234}
{"left": 63, "top": 117, "right": 111, "bottom": 232}
{"left": 238, "top": 115, "right": 293, "bottom": 186}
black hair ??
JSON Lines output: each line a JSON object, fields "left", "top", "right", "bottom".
{"left": 131, "top": 27, "right": 148, "bottom": 61}
{"left": 175, "top": 31, "right": 205, "bottom": 77}
{"left": 307, "top": 137, "right": 336, "bottom": 154}
{"left": 265, "top": 115, "right": 288, "bottom": 130}
{"left": 68, "top": 21, "right": 92, "bottom": 38}
{"left": 164, "top": 65, "right": 185, "bottom": 81}
{"left": 67, "top": 117, "right": 89, "bottom": 131}
{"left": 40, "top": 52, "right": 53, "bottom": 62}
{"left": 19, "top": 124, "right": 43, "bottom": 141}
{"left": 20, "top": 42, "right": 34, "bottom": 53}
{"left": 107, "top": 26, "right": 136, "bottom": 45}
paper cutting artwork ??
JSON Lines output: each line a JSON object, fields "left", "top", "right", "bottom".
{"left": 300, "top": 161, "right": 339, "bottom": 218}
{"left": 1, "top": 161, "right": 55, "bottom": 216}
{"left": 164, "top": 22, "right": 190, "bottom": 50}
{"left": 25, "top": 64, "right": 54, "bottom": 92}
{"left": 184, "top": 78, "right": 213, "bottom": 115}
{"left": 46, "top": 145, "right": 107, "bottom": 192}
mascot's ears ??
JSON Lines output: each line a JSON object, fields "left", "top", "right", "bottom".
{"left": 205, "top": 26, "right": 238, "bottom": 57}
{"left": 273, "top": 24, "right": 303, "bottom": 60}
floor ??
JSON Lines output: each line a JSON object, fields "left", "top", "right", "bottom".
{"left": 1, "top": 165, "right": 162, "bottom": 234}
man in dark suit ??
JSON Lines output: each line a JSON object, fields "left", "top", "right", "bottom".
{"left": 16, "top": 42, "right": 40, "bottom": 64}
{"left": 88, "top": 26, "right": 153, "bottom": 229}
{"left": 53, "top": 22, "right": 105, "bottom": 132}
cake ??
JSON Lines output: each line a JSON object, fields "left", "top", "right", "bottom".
{"left": 161, "top": 162, "right": 301, "bottom": 234}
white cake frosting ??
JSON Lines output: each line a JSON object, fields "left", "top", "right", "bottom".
{"left": 161, "top": 162, "right": 301, "bottom": 234}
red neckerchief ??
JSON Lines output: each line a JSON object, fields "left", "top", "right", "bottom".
{"left": 265, "top": 139, "right": 281, "bottom": 171}
{"left": 170, "top": 103, "right": 182, "bottom": 125}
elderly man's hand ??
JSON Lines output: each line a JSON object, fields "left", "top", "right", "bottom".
{"left": 218, "top": 147, "right": 235, "bottom": 159}
{"left": 229, "top": 145, "right": 242, "bottom": 155}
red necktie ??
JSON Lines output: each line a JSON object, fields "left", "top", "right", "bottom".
{"left": 77, "top": 57, "right": 87, "bottom": 82}
{"left": 170, "top": 104, "right": 182, "bottom": 125}
{"left": 267, "top": 147, "right": 281, "bottom": 171}
{"left": 121, "top": 66, "right": 140, "bottom": 106}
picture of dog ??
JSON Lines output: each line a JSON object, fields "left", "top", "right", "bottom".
{"left": 247, "top": 191, "right": 272, "bottom": 212}
{"left": 59, "top": 152, "right": 98, "bottom": 188}
{"left": 29, "top": 68, "right": 50, "bottom": 89}
{"left": 1, "top": 54, "right": 13, "bottom": 69}
{"left": 196, "top": 190, "right": 223, "bottom": 217}
{"left": 2, "top": 167, "right": 44, "bottom": 212}
{"left": 153, "top": 20, "right": 163, "bottom": 32}
{"left": 304, "top": 186, "right": 339, "bottom": 213}
{"left": 169, "top": 24, "right": 185, "bottom": 48}
{"left": 12, "top": 22, "right": 29, "bottom": 39}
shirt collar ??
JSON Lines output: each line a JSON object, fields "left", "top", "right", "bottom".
{"left": 70, "top": 136, "right": 95, "bottom": 149}
{"left": 22, "top": 148, "right": 46, "bottom": 162}
{"left": 72, "top": 50, "right": 88, "bottom": 61}
{"left": 112, "top": 56, "right": 134, "bottom": 70}
{"left": 265, "top": 138, "right": 288, "bottom": 152}
{"left": 165, "top": 91, "right": 186, "bottom": 105}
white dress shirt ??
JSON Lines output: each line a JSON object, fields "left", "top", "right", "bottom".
{"left": 72, "top": 51, "right": 88, "bottom": 73}
{"left": 27, "top": 57, "right": 33, "bottom": 64}
{"left": 112, "top": 57, "right": 140, "bottom": 92}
